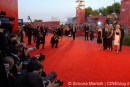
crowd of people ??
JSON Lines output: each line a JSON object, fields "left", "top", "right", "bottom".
{"left": 0, "top": 26, "right": 62, "bottom": 87}
{"left": 22, "top": 22, "right": 125, "bottom": 54}
{"left": 22, "top": 24, "right": 78, "bottom": 48}
{"left": 97, "top": 23, "right": 124, "bottom": 54}
{"left": 0, "top": 19, "right": 125, "bottom": 87}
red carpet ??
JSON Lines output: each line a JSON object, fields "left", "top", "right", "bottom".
{"left": 26, "top": 34, "right": 130, "bottom": 87}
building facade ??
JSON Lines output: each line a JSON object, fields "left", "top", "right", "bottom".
{"left": 120, "top": 0, "right": 130, "bottom": 26}
{"left": 76, "top": 0, "right": 85, "bottom": 25}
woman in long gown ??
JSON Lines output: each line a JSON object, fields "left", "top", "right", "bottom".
{"left": 114, "top": 24, "right": 121, "bottom": 54}
{"left": 97, "top": 26, "right": 103, "bottom": 50}
{"left": 64, "top": 25, "right": 70, "bottom": 41}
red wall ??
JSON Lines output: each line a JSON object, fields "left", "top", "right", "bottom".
{"left": 120, "top": 0, "right": 130, "bottom": 26}
{"left": 76, "top": 8, "right": 85, "bottom": 24}
{"left": 0, "top": 0, "right": 18, "bottom": 32}
{"left": 25, "top": 21, "right": 60, "bottom": 27}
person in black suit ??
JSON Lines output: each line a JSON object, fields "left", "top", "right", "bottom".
{"left": 84, "top": 24, "right": 89, "bottom": 40}
{"left": 90, "top": 28, "right": 94, "bottom": 41}
{"left": 58, "top": 25, "right": 64, "bottom": 41}
{"left": 23, "top": 24, "right": 28, "bottom": 37}
{"left": 102, "top": 23, "right": 109, "bottom": 50}
{"left": 19, "top": 25, "right": 24, "bottom": 43}
{"left": 36, "top": 26, "right": 45, "bottom": 49}
{"left": 27, "top": 24, "right": 33, "bottom": 45}
{"left": 41, "top": 26, "right": 47, "bottom": 49}
{"left": 44, "top": 26, "right": 48, "bottom": 36}
{"left": 32, "top": 27, "right": 37, "bottom": 43}
{"left": 72, "top": 24, "right": 77, "bottom": 40}
{"left": 119, "top": 25, "right": 124, "bottom": 51}
{"left": 54, "top": 27, "right": 59, "bottom": 36}
{"left": 51, "top": 34, "right": 59, "bottom": 48}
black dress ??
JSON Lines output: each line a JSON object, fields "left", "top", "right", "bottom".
{"left": 97, "top": 31, "right": 102, "bottom": 44}
{"left": 65, "top": 29, "right": 69, "bottom": 36}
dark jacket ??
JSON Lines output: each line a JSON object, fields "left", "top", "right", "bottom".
{"left": 102, "top": 28, "right": 108, "bottom": 38}
{"left": 84, "top": 26, "right": 89, "bottom": 33}
{"left": 120, "top": 28, "right": 124, "bottom": 39}
{"left": 14, "top": 71, "right": 44, "bottom": 87}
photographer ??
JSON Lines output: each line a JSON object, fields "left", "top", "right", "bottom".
{"left": 14, "top": 58, "right": 59, "bottom": 87}
{"left": 35, "top": 26, "right": 45, "bottom": 49}
{"left": 50, "top": 34, "right": 59, "bottom": 48}
{"left": 27, "top": 24, "right": 33, "bottom": 45}
{"left": 32, "top": 26, "right": 37, "bottom": 43}
{"left": 7, "top": 45, "right": 23, "bottom": 79}
{"left": 0, "top": 56, "right": 15, "bottom": 87}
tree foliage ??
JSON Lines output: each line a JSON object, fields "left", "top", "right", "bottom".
{"left": 85, "top": 2, "right": 120, "bottom": 16}
{"left": 85, "top": 7, "right": 93, "bottom": 16}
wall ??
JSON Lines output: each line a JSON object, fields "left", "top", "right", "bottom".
{"left": 25, "top": 21, "right": 60, "bottom": 27}
{"left": 0, "top": 0, "right": 18, "bottom": 32}
{"left": 120, "top": 0, "right": 130, "bottom": 26}
{"left": 76, "top": 8, "right": 85, "bottom": 24}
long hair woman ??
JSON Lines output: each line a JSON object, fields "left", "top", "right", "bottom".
{"left": 114, "top": 24, "right": 121, "bottom": 54}
{"left": 97, "top": 26, "right": 103, "bottom": 50}
{"left": 64, "top": 25, "right": 70, "bottom": 41}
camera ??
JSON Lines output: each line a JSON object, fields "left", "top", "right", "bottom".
{"left": 27, "top": 46, "right": 36, "bottom": 52}
{"left": 38, "top": 53, "right": 45, "bottom": 62}
{"left": 21, "top": 59, "right": 31, "bottom": 70}
{"left": 0, "top": 11, "right": 15, "bottom": 33}
{"left": 33, "top": 53, "right": 45, "bottom": 62}
{"left": 43, "top": 71, "right": 63, "bottom": 86}
{"left": 0, "top": 11, "right": 15, "bottom": 58}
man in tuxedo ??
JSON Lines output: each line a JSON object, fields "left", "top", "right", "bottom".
{"left": 90, "top": 29, "right": 94, "bottom": 41}
{"left": 72, "top": 24, "right": 77, "bottom": 40}
{"left": 41, "top": 26, "right": 47, "bottom": 49}
{"left": 120, "top": 25, "right": 124, "bottom": 51}
{"left": 36, "top": 26, "right": 45, "bottom": 49}
{"left": 102, "top": 23, "right": 109, "bottom": 50}
{"left": 84, "top": 24, "right": 89, "bottom": 40}
{"left": 44, "top": 26, "right": 48, "bottom": 36}
{"left": 27, "top": 24, "right": 33, "bottom": 45}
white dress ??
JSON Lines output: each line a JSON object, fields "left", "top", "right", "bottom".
{"left": 114, "top": 32, "right": 120, "bottom": 46}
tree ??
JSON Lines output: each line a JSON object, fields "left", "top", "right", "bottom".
{"left": 112, "top": 2, "right": 120, "bottom": 14}
{"left": 99, "top": 7, "right": 108, "bottom": 16}
{"left": 85, "top": 2, "right": 120, "bottom": 16}
{"left": 85, "top": 7, "right": 93, "bottom": 16}
{"left": 92, "top": 10, "right": 99, "bottom": 16}
{"left": 98, "top": 2, "right": 120, "bottom": 15}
